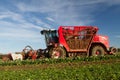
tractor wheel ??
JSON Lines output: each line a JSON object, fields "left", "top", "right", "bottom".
{"left": 109, "top": 47, "right": 117, "bottom": 55}
{"left": 49, "top": 47, "right": 66, "bottom": 59}
{"left": 90, "top": 45, "right": 105, "bottom": 57}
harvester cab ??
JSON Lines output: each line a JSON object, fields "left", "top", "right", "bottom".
{"left": 41, "top": 29, "right": 58, "bottom": 47}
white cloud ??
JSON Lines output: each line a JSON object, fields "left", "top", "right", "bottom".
{"left": 0, "top": 9, "right": 50, "bottom": 53}
{"left": 0, "top": 21, "right": 43, "bottom": 38}
{"left": 30, "top": 17, "right": 51, "bottom": 29}
{"left": 0, "top": 11, "right": 46, "bottom": 30}
{"left": 0, "top": 11, "right": 45, "bottom": 43}
{"left": 0, "top": 11, "right": 25, "bottom": 23}
{"left": 46, "top": 17, "right": 55, "bottom": 22}
{"left": 0, "top": 15, "right": 10, "bottom": 19}
{"left": 0, "top": 19, "right": 46, "bottom": 53}
{"left": 15, "top": 0, "right": 91, "bottom": 25}
{"left": 14, "top": 0, "right": 120, "bottom": 26}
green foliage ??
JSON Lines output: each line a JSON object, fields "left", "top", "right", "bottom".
{"left": 0, "top": 54, "right": 120, "bottom": 66}
{"left": 0, "top": 54, "right": 120, "bottom": 79}
{"left": 0, "top": 62, "right": 120, "bottom": 80}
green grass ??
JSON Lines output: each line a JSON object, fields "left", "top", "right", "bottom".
{"left": 0, "top": 62, "right": 120, "bottom": 80}
{"left": 0, "top": 53, "right": 120, "bottom": 80}
{"left": 0, "top": 54, "right": 120, "bottom": 66}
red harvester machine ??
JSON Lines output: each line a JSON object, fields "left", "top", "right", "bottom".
{"left": 41, "top": 26, "right": 117, "bottom": 59}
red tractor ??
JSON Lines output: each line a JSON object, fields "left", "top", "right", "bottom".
{"left": 41, "top": 26, "right": 117, "bottom": 59}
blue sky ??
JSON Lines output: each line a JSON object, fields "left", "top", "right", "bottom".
{"left": 0, "top": 0, "right": 120, "bottom": 53}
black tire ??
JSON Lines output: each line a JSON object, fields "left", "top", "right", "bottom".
{"left": 109, "top": 47, "right": 117, "bottom": 55}
{"left": 49, "top": 47, "right": 66, "bottom": 59}
{"left": 90, "top": 45, "right": 105, "bottom": 57}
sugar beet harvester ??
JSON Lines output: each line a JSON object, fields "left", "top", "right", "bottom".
{"left": 41, "top": 26, "right": 117, "bottom": 59}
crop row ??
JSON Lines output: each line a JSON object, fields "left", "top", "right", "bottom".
{"left": 0, "top": 53, "right": 120, "bottom": 80}
{"left": 0, "top": 60, "right": 120, "bottom": 80}
{"left": 0, "top": 54, "right": 120, "bottom": 66}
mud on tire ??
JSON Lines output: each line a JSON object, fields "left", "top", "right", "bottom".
{"left": 49, "top": 47, "right": 66, "bottom": 59}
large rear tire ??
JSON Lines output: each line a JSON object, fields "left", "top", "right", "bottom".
{"left": 49, "top": 47, "right": 66, "bottom": 59}
{"left": 90, "top": 45, "right": 105, "bottom": 57}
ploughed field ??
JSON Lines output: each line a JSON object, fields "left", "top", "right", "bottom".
{"left": 0, "top": 52, "right": 120, "bottom": 80}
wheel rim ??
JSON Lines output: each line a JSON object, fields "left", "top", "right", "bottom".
{"left": 91, "top": 45, "right": 105, "bottom": 57}
{"left": 95, "top": 50, "right": 101, "bottom": 56}
{"left": 52, "top": 50, "right": 60, "bottom": 59}
{"left": 50, "top": 47, "right": 66, "bottom": 59}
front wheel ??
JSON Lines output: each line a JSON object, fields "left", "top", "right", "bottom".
{"left": 49, "top": 47, "right": 66, "bottom": 59}
{"left": 90, "top": 45, "right": 105, "bottom": 57}
{"left": 109, "top": 47, "right": 117, "bottom": 55}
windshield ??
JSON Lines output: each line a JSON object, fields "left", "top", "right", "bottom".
{"left": 41, "top": 30, "right": 58, "bottom": 46}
